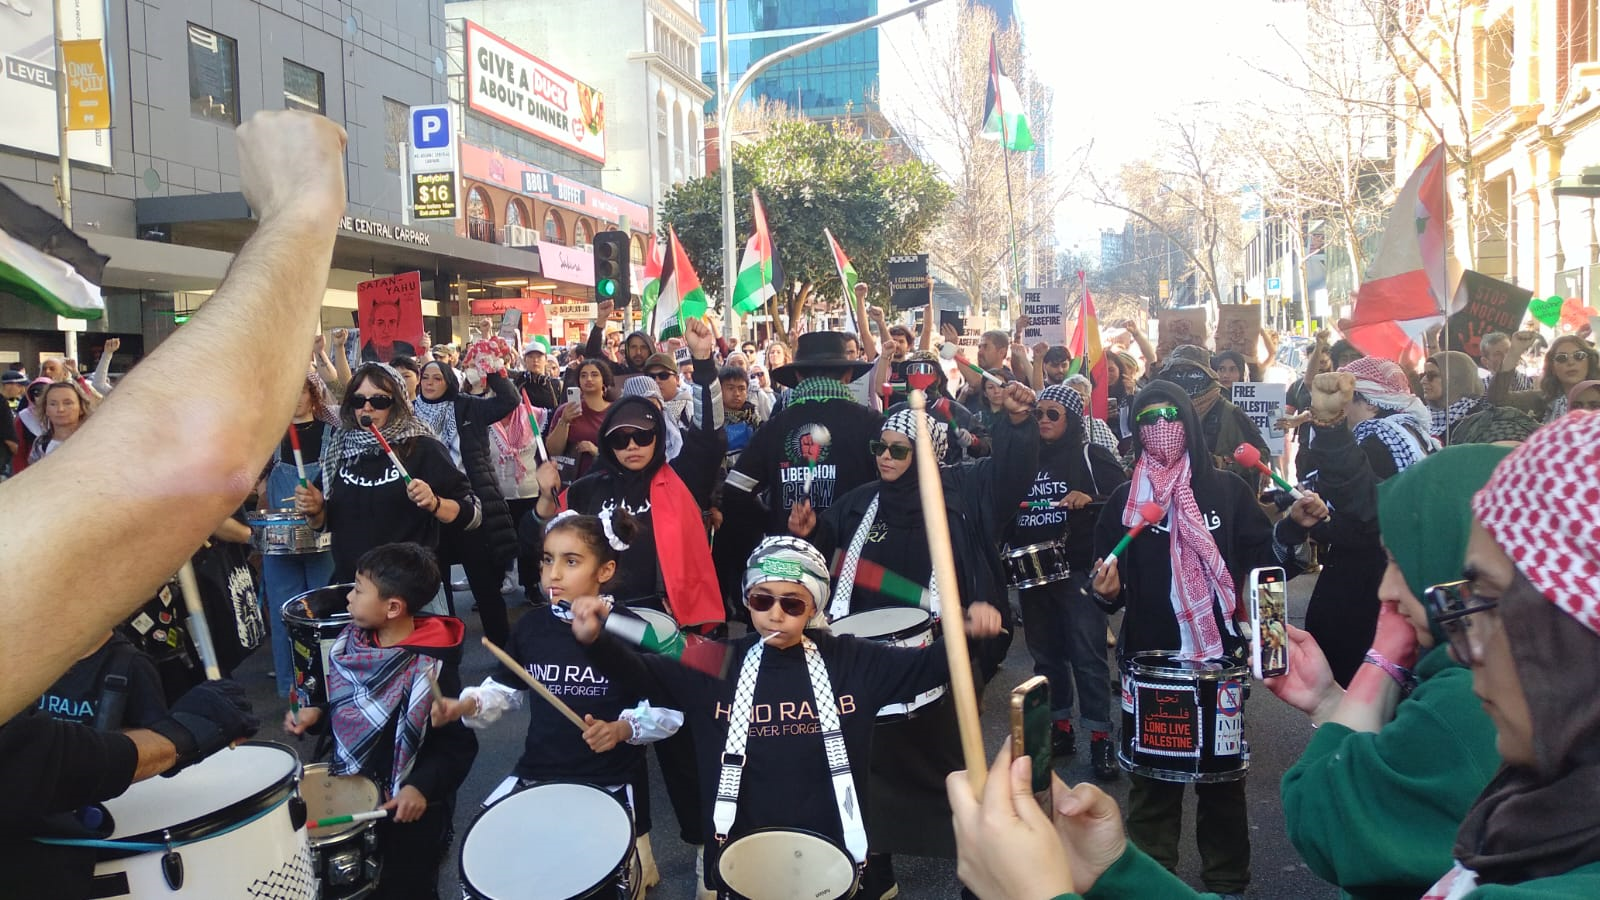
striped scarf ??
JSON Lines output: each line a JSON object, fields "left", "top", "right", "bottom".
{"left": 326, "top": 625, "right": 438, "bottom": 796}
{"left": 787, "top": 376, "right": 857, "bottom": 406}
{"left": 1429, "top": 396, "right": 1484, "bottom": 438}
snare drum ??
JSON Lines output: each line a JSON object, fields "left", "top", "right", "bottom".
{"left": 248, "top": 509, "right": 330, "bottom": 555}
{"left": 71, "top": 742, "right": 313, "bottom": 898}
{"left": 460, "top": 781, "right": 640, "bottom": 899}
{"left": 282, "top": 583, "right": 354, "bottom": 707}
{"left": 1118, "top": 651, "right": 1249, "bottom": 783}
{"left": 301, "top": 763, "right": 382, "bottom": 898}
{"left": 829, "top": 607, "right": 945, "bottom": 720}
{"left": 1003, "top": 540, "right": 1071, "bottom": 589}
{"left": 633, "top": 607, "right": 685, "bottom": 656}
{"left": 717, "top": 829, "right": 858, "bottom": 900}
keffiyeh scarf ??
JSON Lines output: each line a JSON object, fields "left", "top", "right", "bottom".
{"left": 788, "top": 377, "right": 857, "bottom": 406}
{"left": 1355, "top": 414, "right": 1439, "bottom": 473}
{"left": 1430, "top": 396, "right": 1486, "bottom": 438}
{"left": 412, "top": 398, "right": 461, "bottom": 467}
{"left": 327, "top": 625, "right": 439, "bottom": 796}
{"left": 318, "top": 417, "right": 438, "bottom": 499}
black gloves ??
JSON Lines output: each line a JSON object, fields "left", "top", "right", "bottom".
{"left": 148, "top": 679, "right": 260, "bottom": 774}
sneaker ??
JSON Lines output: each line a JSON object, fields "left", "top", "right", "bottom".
{"left": 1051, "top": 723, "right": 1077, "bottom": 757}
{"left": 635, "top": 834, "right": 660, "bottom": 890}
{"left": 1091, "top": 735, "right": 1119, "bottom": 781}
{"left": 860, "top": 853, "right": 900, "bottom": 900}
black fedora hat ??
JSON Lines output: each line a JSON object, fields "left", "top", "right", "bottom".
{"left": 771, "top": 332, "right": 874, "bottom": 388}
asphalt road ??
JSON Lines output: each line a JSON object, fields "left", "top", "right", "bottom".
{"left": 235, "top": 570, "right": 1339, "bottom": 899}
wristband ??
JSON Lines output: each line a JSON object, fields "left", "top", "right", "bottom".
{"left": 431, "top": 495, "right": 442, "bottom": 514}
{"left": 1363, "top": 650, "right": 1417, "bottom": 696}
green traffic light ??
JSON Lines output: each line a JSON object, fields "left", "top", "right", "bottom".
{"left": 598, "top": 279, "right": 618, "bottom": 298}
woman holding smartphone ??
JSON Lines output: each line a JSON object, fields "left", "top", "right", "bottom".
{"left": 546, "top": 358, "right": 613, "bottom": 480}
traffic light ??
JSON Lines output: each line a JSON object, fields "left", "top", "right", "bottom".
{"left": 592, "top": 230, "right": 630, "bottom": 303}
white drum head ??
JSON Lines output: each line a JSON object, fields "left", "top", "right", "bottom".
{"left": 634, "top": 608, "right": 679, "bottom": 644}
{"left": 103, "top": 743, "right": 299, "bottom": 838}
{"left": 830, "top": 606, "right": 929, "bottom": 639}
{"left": 301, "top": 763, "right": 382, "bottom": 840}
{"left": 718, "top": 830, "right": 857, "bottom": 900}
{"left": 462, "top": 783, "right": 632, "bottom": 899}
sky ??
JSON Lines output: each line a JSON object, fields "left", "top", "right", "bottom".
{"left": 1012, "top": 0, "right": 1310, "bottom": 256}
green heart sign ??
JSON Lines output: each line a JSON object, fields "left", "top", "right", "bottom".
{"left": 1529, "top": 296, "right": 1564, "bottom": 327}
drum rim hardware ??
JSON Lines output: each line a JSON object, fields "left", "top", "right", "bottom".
{"left": 459, "top": 780, "right": 636, "bottom": 900}
{"left": 1118, "top": 651, "right": 1251, "bottom": 784}
{"left": 715, "top": 826, "right": 861, "bottom": 900}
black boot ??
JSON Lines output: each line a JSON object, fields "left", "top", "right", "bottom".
{"left": 860, "top": 853, "right": 899, "bottom": 900}
{"left": 1051, "top": 721, "right": 1076, "bottom": 757}
{"left": 1091, "top": 734, "right": 1119, "bottom": 781}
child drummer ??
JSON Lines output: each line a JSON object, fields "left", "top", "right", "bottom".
{"left": 283, "top": 542, "right": 478, "bottom": 900}
{"left": 569, "top": 536, "right": 991, "bottom": 898}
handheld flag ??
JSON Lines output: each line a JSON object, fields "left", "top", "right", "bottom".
{"left": 824, "top": 228, "right": 861, "bottom": 334}
{"left": 1068, "top": 272, "right": 1109, "bottom": 419}
{"left": 604, "top": 607, "right": 733, "bottom": 678}
{"left": 0, "top": 182, "right": 107, "bottom": 319}
{"left": 640, "top": 237, "right": 664, "bottom": 317}
{"left": 525, "top": 290, "right": 552, "bottom": 354}
{"left": 732, "top": 190, "right": 779, "bottom": 315}
{"left": 652, "top": 227, "right": 708, "bottom": 341}
{"left": 982, "top": 35, "right": 1034, "bottom": 152}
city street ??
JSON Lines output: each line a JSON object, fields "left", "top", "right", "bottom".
{"left": 236, "top": 568, "right": 1340, "bottom": 899}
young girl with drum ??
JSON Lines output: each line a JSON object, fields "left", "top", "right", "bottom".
{"left": 434, "top": 509, "right": 684, "bottom": 891}
{"left": 1090, "top": 382, "right": 1325, "bottom": 897}
{"left": 568, "top": 537, "right": 993, "bottom": 900}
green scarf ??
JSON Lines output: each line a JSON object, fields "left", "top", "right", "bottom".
{"left": 788, "top": 376, "right": 857, "bottom": 406}
{"left": 1377, "top": 444, "right": 1512, "bottom": 647}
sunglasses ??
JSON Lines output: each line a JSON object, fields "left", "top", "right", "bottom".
{"left": 868, "top": 440, "right": 914, "bottom": 460}
{"left": 1136, "top": 405, "right": 1181, "bottom": 425}
{"left": 1424, "top": 580, "right": 1499, "bottom": 666}
{"left": 746, "top": 591, "right": 809, "bottom": 617}
{"left": 1031, "top": 407, "right": 1064, "bottom": 422}
{"left": 605, "top": 428, "right": 657, "bottom": 451}
{"left": 1552, "top": 350, "right": 1592, "bottom": 364}
{"left": 649, "top": 371, "right": 676, "bottom": 382}
{"left": 349, "top": 394, "right": 396, "bottom": 410}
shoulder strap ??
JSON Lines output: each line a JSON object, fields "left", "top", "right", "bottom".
{"left": 94, "top": 641, "right": 140, "bottom": 732}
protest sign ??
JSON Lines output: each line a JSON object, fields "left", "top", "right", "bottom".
{"left": 356, "top": 271, "right": 424, "bottom": 363}
{"left": 1215, "top": 304, "right": 1262, "bottom": 357}
{"left": 1156, "top": 307, "right": 1208, "bottom": 357}
{"left": 1020, "top": 287, "right": 1068, "bottom": 345}
{"left": 1447, "top": 271, "right": 1533, "bottom": 358}
{"left": 888, "top": 255, "right": 930, "bottom": 309}
{"left": 1229, "top": 382, "right": 1286, "bottom": 455}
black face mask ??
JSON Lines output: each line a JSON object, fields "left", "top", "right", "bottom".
{"left": 1161, "top": 364, "right": 1215, "bottom": 399}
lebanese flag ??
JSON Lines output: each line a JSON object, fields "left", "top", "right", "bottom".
{"left": 1342, "top": 145, "right": 1452, "bottom": 363}
{"left": 1068, "top": 272, "right": 1109, "bottom": 419}
{"left": 731, "top": 190, "right": 779, "bottom": 314}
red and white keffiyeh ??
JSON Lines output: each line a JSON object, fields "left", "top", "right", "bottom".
{"left": 1125, "top": 418, "right": 1238, "bottom": 660}
{"left": 1471, "top": 410, "right": 1600, "bottom": 636}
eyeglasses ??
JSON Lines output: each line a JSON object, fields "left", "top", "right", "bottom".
{"left": 1425, "top": 580, "right": 1500, "bottom": 666}
{"left": 746, "top": 591, "right": 810, "bottom": 617}
{"left": 1136, "top": 406, "right": 1181, "bottom": 425}
{"left": 868, "top": 440, "right": 914, "bottom": 460}
{"left": 350, "top": 394, "right": 396, "bottom": 410}
{"left": 605, "top": 428, "right": 657, "bottom": 451}
{"left": 649, "top": 371, "right": 676, "bottom": 382}
{"left": 1552, "top": 350, "right": 1592, "bottom": 364}
{"left": 1031, "top": 407, "right": 1064, "bottom": 422}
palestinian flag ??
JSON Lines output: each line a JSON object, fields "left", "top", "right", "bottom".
{"left": 824, "top": 228, "right": 860, "bottom": 334}
{"left": 604, "top": 607, "right": 732, "bottom": 678}
{"left": 0, "top": 182, "right": 107, "bottom": 319}
{"left": 640, "top": 236, "right": 664, "bottom": 317}
{"left": 731, "top": 189, "right": 781, "bottom": 315}
{"left": 982, "top": 35, "right": 1034, "bottom": 152}
{"left": 1067, "top": 271, "right": 1109, "bottom": 419}
{"left": 845, "top": 558, "right": 932, "bottom": 610}
{"left": 653, "top": 226, "right": 707, "bottom": 341}
{"left": 524, "top": 289, "right": 552, "bottom": 354}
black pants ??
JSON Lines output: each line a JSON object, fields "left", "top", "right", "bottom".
{"left": 507, "top": 498, "right": 542, "bottom": 597}
{"left": 1017, "top": 572, "right": 1114, "bottom": 732}
{"left": 1126, "top": 774, "right": 1250, "bottom": 894}
{"left": 651, "top": 729, "right": 704, "bottom": 844}
{"left": 439, "top": 529, "right": 510, "bottom": 649}
{"left": 1303, "top": 546, "right": 1384, "bottom": 688}
{"left": 371, "top": 802, "right": 452, "bottom": 900}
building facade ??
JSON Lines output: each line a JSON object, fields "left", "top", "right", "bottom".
{"left": 699, "top": 0, "right": 881, "bottom": 119}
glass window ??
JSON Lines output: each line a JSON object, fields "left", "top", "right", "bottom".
{"left": 543, "top": 209, "right": 565, "bottom": 244}
{"left": 575, "top": 219, "right": 594, "bottom": 250}
{"left": 467, "top": 187, "right": 497, "bottom": 244}
{"left": 383, "top": 98, "right": 408, "bottom": 172}
{"left": 187, "top": 24, "right": 239, "bottom": 125}
{"left": 506, "top": 199, "right": 534, "bottom": 247}
{"left": 283, "top": 60, "right": 325, "bottom": 114}
{"left": 631, "top": 235, "right": 645, "bottom": 265}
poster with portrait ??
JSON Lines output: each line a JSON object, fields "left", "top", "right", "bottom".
{"left": 1156, "top": 307, "right": 1208, "bottom": 357}
{"left": 357, "top": 272, "right": 424, "bottom": 363}
{"left": 1215, "top": 304, "right": 1262, "bottom": 357}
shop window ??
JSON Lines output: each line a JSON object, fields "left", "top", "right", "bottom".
{"left": 506, "top": 199, "right": 535, "bottom": 247}
{"left": 467, "top": 187, "right": 498, "bottom": 244}
{"left": 575, "top": 220, "right": 594, "bottom": 250}
{"left": 188, "top": 24, "right": 240, "bottom": 125}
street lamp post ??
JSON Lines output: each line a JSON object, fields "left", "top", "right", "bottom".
{"left": 715, "top": 0, "right": 949, "bottom": 340}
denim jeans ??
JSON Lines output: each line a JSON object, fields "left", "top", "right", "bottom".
{"left": 261, "top": 460, "right": 335, "bottom": 698}
{"left": 1017, "top": 571, "right": 1114, "bottom": 732}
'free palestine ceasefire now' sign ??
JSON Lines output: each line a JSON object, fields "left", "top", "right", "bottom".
{"left": 465, "top": 21, "right": 607, "bottom": 164}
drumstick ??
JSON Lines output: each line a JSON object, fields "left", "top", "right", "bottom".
{"left": 175, "top": 560, "right": 223, "bottom": 681}
{"left": 908, "top": 390, "right": 988, "bottom": 793}
{"left": 1232, "top": 444, "right": 1305, "bottom": 499}
{"left": 1108, "top": 502, "right": 1166, "bottom": 562}
{"left": 480, "top": 637, "right": 587, "bottom": 731}
{"left": 939, "top": 343, "right": 1006, "bottom": 387}
{"left": 361, "top": 416, "right": 412, "bottom": 483}
{"left": 425, "top": 668, "right": 445, "bottom": 704}
{"left": 286, "top": 422, "right": 309, "bottom": 487}
{"left": 311, "top": 809, "right": 390, "bottom": 829}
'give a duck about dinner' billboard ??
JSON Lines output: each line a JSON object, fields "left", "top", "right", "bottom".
{"left": 464, "top": 21, "right": 606, "bottom": 165}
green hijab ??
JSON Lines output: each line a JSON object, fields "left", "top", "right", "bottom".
{"left": 1377, "top": 444, "right": 1513, "bottom": 650}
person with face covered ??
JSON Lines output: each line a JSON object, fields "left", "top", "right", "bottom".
{"left": 412, "top": 351, "right": 520, "bottom": 647}
{"left": 786, "top": 385, "right": 1034, "bottom": 893}
{"left": 1009, "top": 384, "right": 1129, "bottom": 781}
{"left": 1090, "top": 381, "right": 1325, "bottom": 898}
{"left": 887, "top": 349, "right": 991, "bottom": 462}
{"left": 1155, "top": 358, "right": 1271, "bottom": 488}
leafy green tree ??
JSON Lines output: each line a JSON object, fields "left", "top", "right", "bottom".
{"left": 660, "top": 119, "right": 952, "bottom": 338}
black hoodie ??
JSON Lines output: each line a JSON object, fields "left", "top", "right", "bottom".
{"left": 1093, "top": 382, "right": 1302, "bottom": 659}
{"left": 1010, "top": 411, "right": 1129, "bottom": 569}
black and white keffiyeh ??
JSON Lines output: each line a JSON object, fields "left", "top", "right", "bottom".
{"left": 1354, "top": 415, "right": 1439, "bottom": 473}
{"left": 1430, "top": 396, "right": 1486, "bottom": 438}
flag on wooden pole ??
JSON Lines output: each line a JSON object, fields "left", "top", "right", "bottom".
{"left": 982, "top": 35, "right": 1034, "bottom": 152}
{"left": 731, "top": 189, "right": 780, "bottom": 315}
{"left": 824, "top": 228, "right": 860, "bottom": 334}
{"left": 1068, "top": 272, "right": 1109, "bottom": 419}
{"left": 0, "top": 183, "right": 106, "bottom": 319}
{"left": 652, "top": 226, "right": 707, "bottom": 341}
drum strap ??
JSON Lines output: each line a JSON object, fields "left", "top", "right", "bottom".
{"left": 713, "top": 638, "right": 867, "bottom": 864}
{"left": 832, "top": 494, "right": 939, "bottom": 621}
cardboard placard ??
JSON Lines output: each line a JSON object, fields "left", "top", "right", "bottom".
{"left": 1447, "top": 270, "right": 1533, "bottom": 359}
{"left": 1020, "top": 287, "right": 1068, "bottom": 345}
{"left": 356, "top": 271, "right": 424, "bottom": 363}
{"left": 1215, "top": 304, "right": 1262, "bottom": 357}
{"left": 888, "top": 254, "right": 930, "bottom": 309}
{"left": 1156, "top": 308, "right": 1208, "bottom": 357}
{"left": 1229, "top": 382, "right": 1287, "bottom": 455}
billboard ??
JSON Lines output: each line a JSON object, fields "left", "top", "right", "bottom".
{"left": 464, "top": 21, "right": 606, "bottom": 164}
{"left": 0, "top": 0, "right": 112, "bottom": 165}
